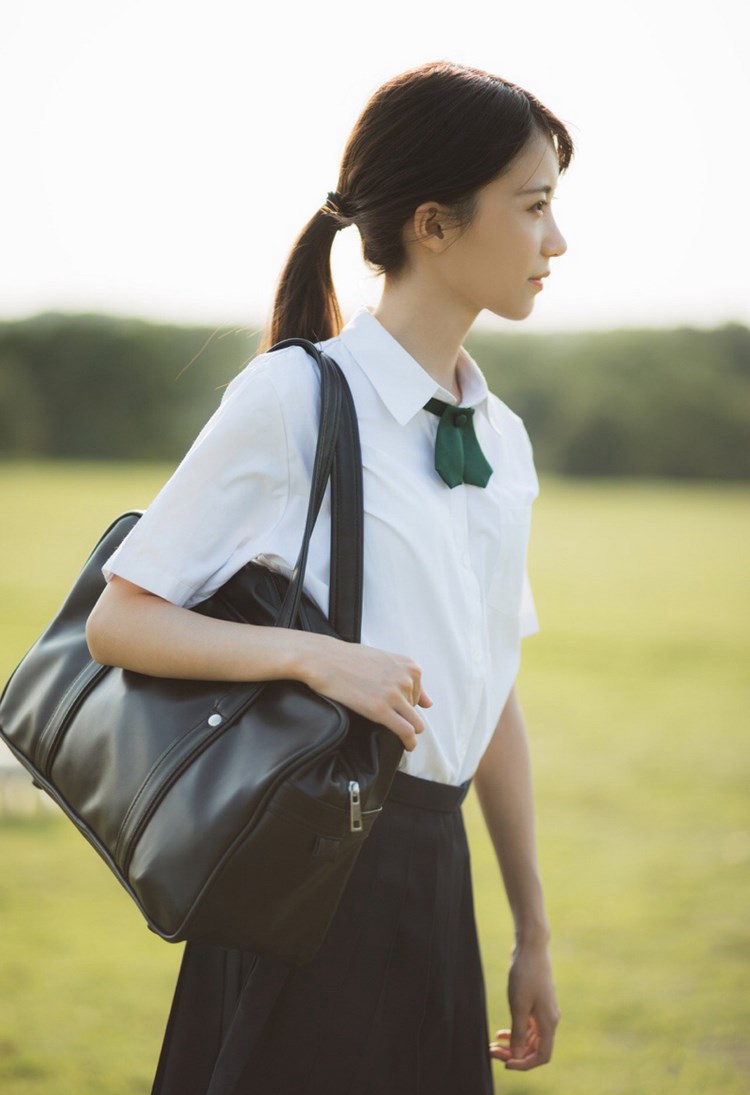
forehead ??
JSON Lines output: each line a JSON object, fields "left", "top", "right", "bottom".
{"left": 501, "top": 132, "right": 560, "bottom": 194}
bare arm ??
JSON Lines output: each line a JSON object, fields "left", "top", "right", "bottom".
{"left": 86, "top": 574, "right": 332, "bottom": 684}
{"left": 85, "top": 575, "right": 432, "bottom": 753}
{"left": 473, "top": 681, "right": 550, "bottom": 943}
{"left": 474, "top": 681, "right": 560, "bottom": 1071}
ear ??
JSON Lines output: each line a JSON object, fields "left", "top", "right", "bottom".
{"left": 410, "top": 201, "right": 450, "bottom": 252}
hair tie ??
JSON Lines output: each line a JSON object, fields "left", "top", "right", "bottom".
{"left": 324, "top": 190, "right": 354, "bottom": 229}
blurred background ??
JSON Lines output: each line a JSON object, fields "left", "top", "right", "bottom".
{"left": 1, "top": 1, "right": 748, "bottom": 1092}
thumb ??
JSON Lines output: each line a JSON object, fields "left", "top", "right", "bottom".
{"left": 510, "top": 1014, "right": 529, "bottom": 1059}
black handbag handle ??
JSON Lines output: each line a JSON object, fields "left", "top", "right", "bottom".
{"left": 263, "top": 338, "right": 364, "bottom": 646}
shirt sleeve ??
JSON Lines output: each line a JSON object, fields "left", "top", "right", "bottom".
{"left": 517, "top": 417, "right": 540, "bottom": 639}
{"left": 101, "top": 357, "right": 290, "bottom": 608}
{"left": 519, "top": 560, "right": 540, "bottom": 638}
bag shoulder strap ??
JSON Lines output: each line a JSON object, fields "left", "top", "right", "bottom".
{"left": 264, "top": 339, "right": 363, "bottom": 644}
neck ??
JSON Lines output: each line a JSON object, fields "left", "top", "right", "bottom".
{"left": 372, "top": 287, "right": 477, "bottom": 400}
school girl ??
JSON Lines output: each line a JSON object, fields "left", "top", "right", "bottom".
{"left": 87, "top": 59, "right": 572, "bottom": 1095}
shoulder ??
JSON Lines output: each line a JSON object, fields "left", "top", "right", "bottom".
{"left": 227, "top": 343, "right": 323, "bottom": 407}
{"left": 486, "top": 391, "right": 533, "bottom": 451}
{"left": 486, "top": 391, "right": 540, "bottom": 500}
{"left": 228, "top": 339, "right": 355, "bottom": 451}
{"left": 222, "top": 343, "right": 326, "bottom": 442}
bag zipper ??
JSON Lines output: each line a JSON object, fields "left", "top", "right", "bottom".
{"left": 266, "top": 569, "right": 364, "bottom": 833}
{"left": 120, "top": 695, "right": 349, "bottom": 878}
{"left": 120, "top": 568, "right": 364, "bottom": 860}
{"left": 347, "top": 779, "right": 363, "bottom": 832}
{"left": 37, "top": 660, "right": 109, "bottom": 776}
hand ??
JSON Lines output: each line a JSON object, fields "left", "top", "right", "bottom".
{"left": 302, "top": 635, "right": 433, "bottom": 753}
{"left": 489, "top": 939, "right": 560, "bottom": 1070}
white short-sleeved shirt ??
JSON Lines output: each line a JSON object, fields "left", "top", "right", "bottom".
{"left": 102, "top": 304, "right": 540, "bottom": 785}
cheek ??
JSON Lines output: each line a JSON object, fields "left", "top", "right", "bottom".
{"left": 447, "top": 209, "right": 529, "bottom": 292}
{"left": 472, "top": 219, "right": 512, "bottom": 269}
{"left": 445, "top": 235, "right": 499, "bottom": 293}
{"left": 507, "top": 213, "right": 537, "bottom": 247}
{"left": 481, "top": 210, "right": 531, "bottom": 263}
{"left": 478, "top": 227, "right": 527, "bottom": 285}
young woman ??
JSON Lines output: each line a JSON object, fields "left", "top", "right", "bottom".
{"left": 87, "top": 59, "right": 572, "bottom": 1095}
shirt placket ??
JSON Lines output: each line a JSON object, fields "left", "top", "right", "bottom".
{"left": 448, "top": 485, "right": 486, "bottom": 754}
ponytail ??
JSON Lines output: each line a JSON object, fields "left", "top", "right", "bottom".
{"left": 257, "top": 192, "right": 357, "bottom": 351}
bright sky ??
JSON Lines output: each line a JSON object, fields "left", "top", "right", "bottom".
{"left": 2, "top": 0, "right": 748, "bottom": 335}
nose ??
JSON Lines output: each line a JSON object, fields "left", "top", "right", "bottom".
{"left": 544, "top": 218, "right": 567, "bottom": 260}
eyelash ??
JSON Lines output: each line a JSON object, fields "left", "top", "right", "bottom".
{"left": 532, "top": 198, "right": 556, "bottom": 214}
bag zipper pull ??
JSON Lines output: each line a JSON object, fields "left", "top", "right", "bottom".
{"left": 348, "top": 780, "right": 363, "bottom": 832}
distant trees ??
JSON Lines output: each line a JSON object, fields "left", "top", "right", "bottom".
{"left": 467, "top": 322, "right": 750, "bottom": 479}
{"left": 1, "top": 312, "right": 748, "bottom": 478}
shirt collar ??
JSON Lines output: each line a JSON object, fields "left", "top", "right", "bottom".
{"left": 336, "top": 304, "right": 495, "bottom": 429}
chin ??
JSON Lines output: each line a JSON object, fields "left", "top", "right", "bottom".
{"left": 486, "top": 300, "right": 536, "bottom": 322}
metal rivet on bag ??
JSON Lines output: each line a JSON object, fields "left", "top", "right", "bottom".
{"left": 207, "top": 713, "right": 223, "bottom": 727}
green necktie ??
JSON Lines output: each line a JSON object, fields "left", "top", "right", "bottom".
{"left": 423, "top": 397, "right": 493, "bottom": 488}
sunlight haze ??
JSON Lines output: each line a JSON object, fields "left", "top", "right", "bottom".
{"left": 2, "top": 0, "right": 748, "bottom": 334}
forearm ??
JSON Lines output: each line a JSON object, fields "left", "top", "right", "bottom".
{"left": 86, "top": 577, "right": 339, "bottom": 684}
{"left": 473, "top": 682, "right": 550, "bottom": 945}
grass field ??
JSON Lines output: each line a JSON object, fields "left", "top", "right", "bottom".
{"left": 1, "top": 460, "right": 748, "bottom": 1095}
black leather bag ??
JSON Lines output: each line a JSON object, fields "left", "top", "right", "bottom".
{"left": 0, "top": 337, "right": 404, "bottom": 967}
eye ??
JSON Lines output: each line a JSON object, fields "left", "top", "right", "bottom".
{"left": 532, "top": 198, "right": 557, "bottom": 214}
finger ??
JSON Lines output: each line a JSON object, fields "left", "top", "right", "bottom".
{"left": 510, "top": 1014, "right": 531, "bottom": 1060}
{"left": 500, "top": 1033, "right": 538, "bottom": 1059}
{"left": 406, "top": 671, "right": 421, "bottom": 708}
{"left": 504, "top": 1034, "right": 539, "bottom": 1066}
{"left": 505, "top": 1050, "right": 541, "bottom": 1070}
{"left": 489, "top": 1029, "right": 511, "bottom": 1056}
{"left": 533, "top": 1014, "right": 555, "bottom": 1065}
{"left": 406, "top": 665, "right": 432, "bottom": 709}
{"left": 393, "top": 708, "right": 421, "bottom": 750}
{"left": 382, "top": 709, "right": 417, "bottom": 751}
{"left": 505, "top": 1025, "right": 546, "bottom": 1070}
{"left": 411, "top": 685, "right": 429, "bottom": 713}
{"left": 504, "top": 1036, "right": 545, "bottom": 1071}
{"left": 490, "top": 1029, "right": 508, "bottom": 1055}
{"left": 397, "top": 697, "right": 425, "bottom": 737}
{"left": 489, "top": 1045, "right": 510, "bottom": 1060}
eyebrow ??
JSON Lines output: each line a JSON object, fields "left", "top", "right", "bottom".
{"left": 516, "top": 185, "right": 557, "bottom": 195}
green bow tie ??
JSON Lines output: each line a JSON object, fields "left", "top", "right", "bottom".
{"left": 423, "top": 397, "right": 493, "bottom": 488}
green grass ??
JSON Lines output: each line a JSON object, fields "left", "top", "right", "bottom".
{"left": 1, "top": 461, "right": 748, "bottom": 1094}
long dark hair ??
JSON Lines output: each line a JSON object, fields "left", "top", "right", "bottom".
{"left": 257, "top": 59, "right": 575, "bottom": 351}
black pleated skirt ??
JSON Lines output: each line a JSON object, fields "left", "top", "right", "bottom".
{"left": 149, "top": 770, "right": 494, "bottom": 1095}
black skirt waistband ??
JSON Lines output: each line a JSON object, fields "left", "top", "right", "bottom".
{"left": 386, "top": 770, "right": 472, "bottom": 812}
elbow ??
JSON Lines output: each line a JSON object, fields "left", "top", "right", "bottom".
{"left": 85, "top": 577, "right": 161, "bottom": 668}
{"left": 85, "top": 599, "right": 113, "bottom": 666}
{"left": 85, "top": 610, "right": 104, "bottom": 665}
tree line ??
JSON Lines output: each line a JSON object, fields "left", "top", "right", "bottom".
{"left": 1, "top": 312, "right": 748, "bottom": 479}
